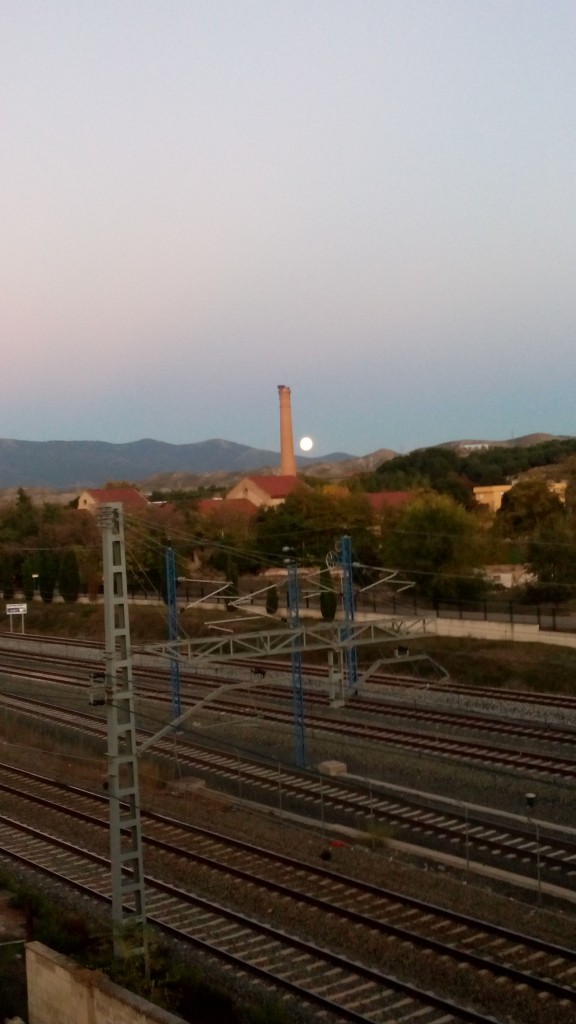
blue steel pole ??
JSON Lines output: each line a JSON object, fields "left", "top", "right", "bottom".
{"left": 165, "top": 546, "right": 182, "bottom": 720}
{"left": 340, "top": 535, "right": 358, "bottom": 693}
{"left": 285, "top": 556, "right": 306, "bottom": 768}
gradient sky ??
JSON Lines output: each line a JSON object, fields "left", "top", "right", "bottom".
{"left": 2, "top": 1, "right": 575, "bottom": 457}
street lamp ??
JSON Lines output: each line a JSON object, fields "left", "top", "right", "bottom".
{"left": 31, "top": 573, "right": 39, "bottom": 600}
{"left": 458, "top": 801, "right": 471, "bottom": 883}
{"left": 525, "top": 792, "right": 542, "bottom": 907}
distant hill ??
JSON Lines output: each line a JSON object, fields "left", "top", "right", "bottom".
{"left": 0, "top": 433, "right": 570, "bottom": 493}
{"left": 0, "top": 437, "right": 354, "bottom": 490}
{"left": 298, "top": 447, "right": 397, "bottom": 479}
{"left": 439, "top": 433, "right": 572, "bottom": 451}
{"left": 142, "top": 447, "right": 398, "bottom": 493}
{"left": 373, "top": 434, "right": 576, "bottom": 496}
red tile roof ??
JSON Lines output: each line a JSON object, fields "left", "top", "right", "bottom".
{"left": 196, "top": 498, "right": 257, "bottom": 517}
{"left": 246, "top": 475, "right": 303, "bottom": 498}
{"left": 84, "top": 488, "right": 148, "bottom": 508}
{"left": 365, "top": 491, "right": 414, "bottom": 512}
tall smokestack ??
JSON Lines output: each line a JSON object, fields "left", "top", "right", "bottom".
{"left": 278, "top": 385, "right": 296, "bottom": 477}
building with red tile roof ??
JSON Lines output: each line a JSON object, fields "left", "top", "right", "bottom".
{"left": 195, "top": 497, "right": 257, "bottom": 521}
{"left": 226, "top": 475, "right": 306, "bottom": 508}
{"left": 77, "top": 487, "right": 149, "bottom": 513}
{"left": 364, "top": 491, "right": 415, "bottom": 513}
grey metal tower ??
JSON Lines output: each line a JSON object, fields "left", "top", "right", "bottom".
{"left": 285, "top": 553, "right": 306, "bottom": 767}
{"left": 98, "top": 503, "right": 148, "bottom": 965}
{"left": 165, "top": 545, "right": 182, "bottom": 720}
{"left": 330, "top": 535, "right": 358, "bottom": 692}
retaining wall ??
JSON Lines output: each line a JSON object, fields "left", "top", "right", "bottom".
{"left": 26, "top": 943, "right": 188, "bottom": 1024}
{"left": 431, "top": 616, "right": 576, "bottom": 650}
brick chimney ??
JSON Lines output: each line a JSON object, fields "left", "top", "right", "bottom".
{"left": 277, "top": 385, "right": 296, "bottom": 477}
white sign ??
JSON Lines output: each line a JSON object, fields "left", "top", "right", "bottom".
{"left": 6, "top": 603, "right": 27, "bottom": 615}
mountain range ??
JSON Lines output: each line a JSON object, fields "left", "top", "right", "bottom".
{"left": 0, "top": 433, "right": 565, "bottom": 493}
{"left": 0, "top": 437, "right": 357, "bottom": 490}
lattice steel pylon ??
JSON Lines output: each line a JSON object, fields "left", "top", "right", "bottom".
{"left": 165, "top": 545, "right": 182, "bottom": 720}
{"left": 330, "top": 535, "right": 358, "bottom": 692}
{"left": 285, "top": 555, "right": 306, "bottom": 767}
{"left": 98, "top": 503, "right": 148, "bottom": 967}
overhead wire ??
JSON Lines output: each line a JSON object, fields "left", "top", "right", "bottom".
{"left": 121, "top": 510, "right": 576, "bottom": 591}
{"left": 6, "top": 502, "right": 575, "bottom": 611}
{"left": 124, "top": 509, "right": 287, "bottom": 571}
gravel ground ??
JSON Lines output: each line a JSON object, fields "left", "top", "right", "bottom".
{"left": 2, "top": 717, "right": 576, "bottom": 950}
{"left": 4, "top": 687, "right": 576, "bottom": 1023}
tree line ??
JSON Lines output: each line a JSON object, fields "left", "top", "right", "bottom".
{"left": 2, "top": 468, "right": 576, "bottom": 609}
{"left": 362, "top": 437, "right": 576, "bottom": 496}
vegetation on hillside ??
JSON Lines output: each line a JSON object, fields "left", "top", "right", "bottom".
{"left": 363, "top": 437, "right": 576, "bottom": 493}
{"left": 379, "top": 492, "right": 489, "bottom": 601}
{"left": 3, "top": 437, "right": 576, "bottom": 609}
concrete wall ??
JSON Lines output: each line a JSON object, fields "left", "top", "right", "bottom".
{"left": 474, "top": 480, "right": 567, "bottom": 513}
{"left": 26, "top": 943, "right": 188, "bottom": 1024}
{"left": 432, "top": 615, "right": 576, "bottom": 650}
{"left": 473, "top": 484, "right": 512, "bottom": 513}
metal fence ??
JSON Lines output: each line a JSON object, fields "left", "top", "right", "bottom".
{"left": 4, "top": 581, "right": 575, "bottom": 633}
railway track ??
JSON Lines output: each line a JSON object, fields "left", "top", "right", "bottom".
{"left": 0, "top": 818, "right": 489, "bottom": 1023}
{"left": 2, "top": 762, "right": 576, "bottom": 1022}
{"left": 5, "top": 630, "right": 576, "bottom": 714}
{"left": 5, "top": 663, "right": 576, "bottom": 799}
{"left": 2, "top": 688, "right": 576, "bottom": 901}
{"left": 3, "top": 633, "right": 576, "bottom": 744}
{"left": 3, "top": 648, "right": 576, "bottom": 775}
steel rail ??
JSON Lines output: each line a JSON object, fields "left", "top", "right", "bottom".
{"left": 2, "top": 764, "right": 576, "bottom": 1006}
{"left": 0, "top": 814, "right": 496, "bottom": 1024}
{"left": 2, "top": 691, "right": 576, "bottom": 893}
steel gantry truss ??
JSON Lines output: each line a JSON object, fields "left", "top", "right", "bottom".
{"left": 96, "top": 511, "right": 435, "bottom": 969}
{"left": 137, "top": 613, "right": 434, "bottom": 756}
{"left": 141, "top": 614, "right": 432, "bottom": 665}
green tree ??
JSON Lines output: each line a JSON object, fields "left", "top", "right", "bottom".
{"left": 497, "top": 478, "right": 564, "bottom": 537}
{"left": 265, "top": 584, "right": 279, "bottom": 615}
{"left": 381, "top": 492, "right": 487, "bottom": 601}
{"left": 371, "top": 448, "right": 473, "bottom": 505}
{"left": 0, "top": 553, "right": 15, "bottom": 599}
{"left": 0, "top": 489, "right": 39, "bottom": 544}
{"left": 122, "top": 510, "right": 185, "bottom": 596}
{"left": 561, "top": 455, "right": 576, "bottom": 517}
{"left": 255, "top": 488, "right": 375, "bottom": 564}
{"left": 526, "top": 516, "right": 576, "bottom": 602}
{"left": 319, "top": 568, "right": 337, "bottom": 621}
{"left": 38, "top": 549, "right": 59, "bottom": 603}
{"left": 59, "top": 549, "right": 81, "bottom": 602}
{"left": 203, "top": 530, "right": 260, "bottom": 576}
{"left": 22, "top": 554, "right": 39, "bottom": 601}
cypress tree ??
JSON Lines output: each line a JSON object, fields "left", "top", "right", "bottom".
{"left": 38, "top": 550, "right": 59, "bottom": 604}
{"left": 265, "top": 584, "right": 279, "bottom": 615}
{"left": 59, "top": 549, "right": 81, "bottom": 603}
{"left": 21, "top": 555, "right": 38, "bottom": 602}
{"left": 0, "top": 554, "right": 15, "bottom": 600}
{"left": 319, "top": 568, "right": 337, "bottom": 622}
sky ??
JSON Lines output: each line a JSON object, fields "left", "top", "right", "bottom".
{"left": 2, "top": 1, "right": 576, "bottom": 458}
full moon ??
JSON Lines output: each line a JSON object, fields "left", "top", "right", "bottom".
{"left": 299, "top": 436, "right": 313, "bottom": 452}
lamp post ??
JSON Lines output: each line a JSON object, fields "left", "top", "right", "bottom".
{"left": 525, "top": 792, "right": 542, "bottom": 907}
{"left": 463, "top": 803, "right": 470, "bottom": 883}
{"left": 32, "top": 573, "right": 39, "bottom": 599}
{"left": 283, "top": 547, "right": 306, "bottom": 768}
